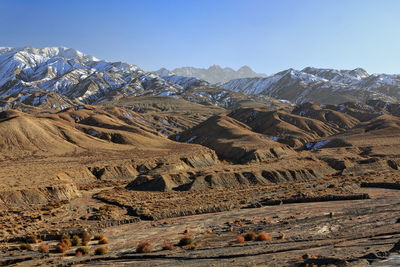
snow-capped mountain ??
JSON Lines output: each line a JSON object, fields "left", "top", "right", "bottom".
{"left": 154, "top": 65, "right": 266, "bottom": 84}
{"left": 0, "top": 46, "right": 183, "bottom": 108}
{"left": 220, "top": 67, "right": 400, "bottom": 104}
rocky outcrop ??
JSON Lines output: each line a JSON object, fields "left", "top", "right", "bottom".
{"left": 0, "top": 183, "right": 80, "bottom": 207}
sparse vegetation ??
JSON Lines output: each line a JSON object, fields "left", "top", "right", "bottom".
{"left": 256, "top": 233, "right": 272, "bottom": 241}
{"left": 136, "top": 242, "right": 152, "bottom": 253}
{"left": 178, "top": 235, "right": 194, "bottom": 246}
{"left": 20, "top": 243, "right": 33, "bottom": 251}
{"left": 72, "top": 235, "right": 82, "bottom": 246}
{"left": 98, "top": 237, "right": 109, "bottom": 244}
{"left": 94, "top": 234, "right": 106, "bottom": 240}
{"left": 278, "top": 233, "right": 287, "bottom": 239}
{"left": 38, "top": 243, "right": 49, "bottom": 253}
{"left": 244, "top": 232, "right": 257, "bottom": 241}
{"left": 94, "top": 246, "right": 109, "bottom": 255}
{"left": 236, "top": 235, "right": 245, "bottom": 243}
{"left": 75, "top": 246, "right": 90, "bottom": 256}
{"left": 56, "top": 242, "right": 69, "bottom": 254}
{"left": 26, "top": 234, "right": 39, "bottom": 244}
{"left": 81, "top": 231, "right": 92, "bottom": 245}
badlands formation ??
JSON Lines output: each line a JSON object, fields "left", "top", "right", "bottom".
{"left": 0, "top": 47, "right": 399, "bottom": 266}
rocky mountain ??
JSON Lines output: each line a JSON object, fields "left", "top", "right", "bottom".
{"left": 154, "top": 65, "right": 267, "bottom": 84}
{"left": 221, "top": 67, "right": 400, "bottom": 104}
{"left": 0, "top": 46, "right": 184, "bottom": 109}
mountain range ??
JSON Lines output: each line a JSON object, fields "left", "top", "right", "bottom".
{"left": 153, "top": 65, "right": 267, "bottom": 84}
{"left": 0, "top": 46, "right": 399, "bottom": 111}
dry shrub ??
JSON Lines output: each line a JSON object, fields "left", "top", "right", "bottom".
{"left": 136, "top": 242, "right": 152, "bottom": 253}
{"left": 206, "top": 229, "right": 213, "bottom": 233}
{"left": 178, "top": 236, "right": 194, "bottom": 246}
{"left": 81, "top": 232, "right": 92, "bottom": 245}
{"left": 98, "top": 237, "right": 109, "bottom": 244}
{"left": 72, "top": 235, "right": 82, "bottom": 246}
{"left": 94, "top": 246, "right": 109, "bottom": 255}
{"left": 61, "top": 237, "right": 72, "bottom": 248}
{"left": 75, "top": 246, "right": 90, "bottom": 256}
{"left": 26, "top": 234, "right": 39, "bottom": 244}
{"left": 162, "top": 243, "right": 175, "bottom": 250}
{"left": 20, "top": 243, "right": 33, "bottom": 251}
{"left": 56, "top": 242, "right": 68, "bottom": 254}
{"left": 256, "top": 233, "right": 272, "bottom": 241}
{"left": 236, "top": 235, "right": 245, "bottom": 243}
{"left": 38, "top": 243, "right": 49, "bottom": 254}
{"left": 94, "top": 234, "right": 105, "bottom": 240}
{"left": 244, "top": 232, "right": 257, "bottom": 241}
{"left": 278, "top": 233, "right": 287, "bottom": 239}
{"left": 75, "top": 251, "right": 83, "bottom": 257}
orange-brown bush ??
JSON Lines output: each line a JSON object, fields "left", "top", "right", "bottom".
{"left": 94, "top": 234, "right": 106, "bottom": 240}
{"left": 162, "top": 243, "right": 175, "bottom": 250}
{"left": 182, "top": 244, "right": 196, "bottom": 250}
{"left": 94, "top": 246, "right": 109, "bottom": 255}
{"left": 256, "top": 233, "right": 272, "bottom": 241}
{"left": 98, "top": 237, "right": 109, "bottom": 244}
{"left": 56, "top": 243, "right": 68, "bottom": 254}
{"left": 178, "top": 236, "right": 194, "bottom": 246}
{"left": 236, "top": 235, "right": 245, "bottom": 243}
{"left": 136, "top": 242, "right": 152, "bottom": 253}
{"left": 244, "top": 232, "right": 257, "bottom": 241}
{"left": 38, "top": 243, "right": 49, "bottom": 253}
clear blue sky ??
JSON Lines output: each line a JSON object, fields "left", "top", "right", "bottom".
{"left": 1, "top": 0, "right": 400, "bottom": 74}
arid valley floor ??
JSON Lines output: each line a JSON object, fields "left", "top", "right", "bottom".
{"left": 0, "top": 96, "right": 399, "bottom": 266}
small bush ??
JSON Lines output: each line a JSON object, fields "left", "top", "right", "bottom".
{"left": 162, "top": 243, "right": 174, "bottom": 250}
{"left": 26, "top": 234, "right": 39, "bottom": 244}
{"left": 94, "top": 234, "right": 105, "bottom": 240}
{"left": 20, "top": 243, "right": 33, "bottom": 251}
{"left": 236, "top": 235, "right": 245, "bottom": 243}
{"left": 244, "top": 232, "right": 257, "bottom": 241}
{"left": 75, "top": 251, "right": 83, "bottom": 257}
{"left": 136, "top": 242, "right": 152, "bottom": 253}
{"left": 81, "top": 232, "right": 92, "bottom": 244}
{"left": 60, "top": 238, "right": 72, "bottom": 248}
{"left": 278, "top": 233, "right": 287, "bottom": 239}
{"left": 56, "top": 242, "right": 68, "bottom": 254}
{"left": 38, "top": 244, "right": 49, "bottom": 254}
{"left": 256, "top": 233, "right": 272, "bottom": 241}
{"left": 72, "top": 235, "right": 82, "bottom": 246}
{"left": 61, "top": 233, "right": 71, "bottom": 240}
{"left": 75, "top": 246, "right": 90, "bottom": 256}
{"left": 98, "top": 237, "right": 109, "bottom": 244}
{"left": 94, "top": 246, "right": 109, "bottom": 255}
{"left": 178, "top": 236, "right": 193, "bottom": 246}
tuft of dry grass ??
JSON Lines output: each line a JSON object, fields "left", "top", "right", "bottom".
{"left": 75, "top": 246, "right": 90, "bottom": 256}
{"left": 136, "top": 242, "right": 152, "bottom": 253}
{"left": 256, "top": 233, "right": 272, "bottom": 241}
{"left": 278, "top": 233, "right": 287, "bottom": 239}
{"left": 26, "top": 234, "right": 39, "bottom": 244}
{"left": 72, "top": 235, "right": 82, "bottom": 246}
{"left": 81, "top": 231, "right": 92, "bottom": 245}
{"left": 94, "top": 246, "right": 109, "bottom": 255}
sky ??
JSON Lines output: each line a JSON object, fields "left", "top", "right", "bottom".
{"left": 1, "top": 0, "right": 400, "bottom": 74}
